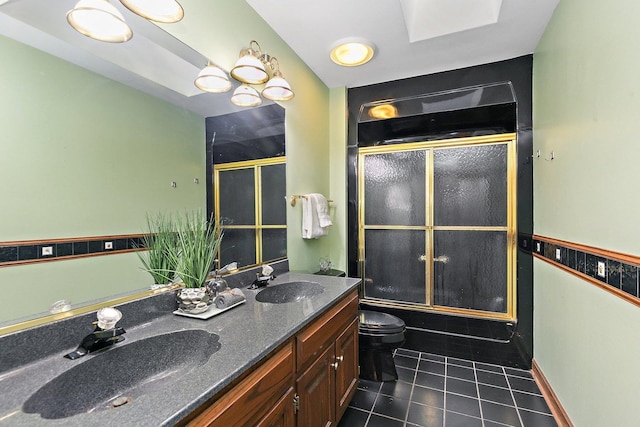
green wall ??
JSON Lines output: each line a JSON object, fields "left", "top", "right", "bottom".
{"left": 0, "top": 35, "right": 206, "bottom": 322}
{"left": 160, "top": 0, "right": 335, "bottom": 274}
{"left": 533, "top": 0, "right": 640, "bottom": 424}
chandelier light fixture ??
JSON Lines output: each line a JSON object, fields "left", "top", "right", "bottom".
{"left": 230, "top": 85, "right": 262, "bottom": 108}
{"left": 226, "top": 40, "right": 294, "bottom": 106}
{"left": 67, "top": 0, "right": 183, "bottom": 42}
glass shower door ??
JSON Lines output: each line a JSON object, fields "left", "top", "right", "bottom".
{"left": 360, "top": 149, "right": 429, "bottom": 305}
{"left": 432, "top": 144, "right": 510, "bottom": 314}
{"left": 359, "top": 135, "right": 516, "bottom": 320}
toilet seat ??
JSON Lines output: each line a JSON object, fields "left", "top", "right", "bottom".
{"left": 358, "top": 310, "right": 405, "bottom": 334}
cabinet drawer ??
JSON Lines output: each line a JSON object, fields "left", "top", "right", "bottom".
{"left": 296, "top": 290, "right": 358, "bottom": 371}
{"left": 188, "top": 340, "right": 295, "bottom": 427}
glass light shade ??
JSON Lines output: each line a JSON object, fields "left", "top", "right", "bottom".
{"left": 230, "top": 52, "right": 268, "bottom": 85}
{"left": 330, "top": 41, "right": 375, "bottom": 67}
{"left": 119, "top": 0, "right": 184, "bottom": 23}
{"left": 67, "top": 0, "right": 133, "bottom": 43}
{"left": 194, "top": 64, "right": 232, "bottom": 93}
{"left": 231, "top": 85, "right": 262, "bottom": 107}
{"left": 262, "top": 74, "right": 294, "bottom": 101}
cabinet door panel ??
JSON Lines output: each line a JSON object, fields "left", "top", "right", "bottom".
{"left": 187, "top": 342, "right": 294, "bottom": 427}
{"left": 296, "top": 344, "right": 335, "bottom": 427}
{"left": 334, "top": 319, "right": 359, "bottom": 422}
{"left": 256, "top": 387, "right": 295, "bottom": 427}
{"left": 296, "top": 291, "right": 358, "bottom": 372}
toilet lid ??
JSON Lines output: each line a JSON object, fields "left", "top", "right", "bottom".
{"left": 358, "top": 310, "right": 405, "bottom": 334}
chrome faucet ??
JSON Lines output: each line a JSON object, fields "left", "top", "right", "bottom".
{"left": 64, "top": 307, "right": 126, "bottom": 360}
{"left": 248, "top": 264, "right": 276, "bottom": 289}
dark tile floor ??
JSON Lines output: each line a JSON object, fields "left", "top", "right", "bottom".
{"left": 339, "top": 348, "right": 557, "bottom": 427}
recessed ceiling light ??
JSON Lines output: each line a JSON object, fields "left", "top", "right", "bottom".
{"left": 330, "top": 38, "right": 375, "bottom": 67}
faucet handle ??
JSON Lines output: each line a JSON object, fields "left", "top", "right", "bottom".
{"left": 96, "top": 307, "right": 122, "bottom": 330}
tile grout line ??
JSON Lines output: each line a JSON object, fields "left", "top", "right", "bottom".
{"left": 502, "top": 366, "right": 525, "bottom": 427}
{"left": 402, "top": 351, "right": 420, "bottom": 425}
{"left": 472, "top": 361, "right": 486, "bottom": 427}
{"left": 443, "top": 356, "right": 449, "bottom": 426}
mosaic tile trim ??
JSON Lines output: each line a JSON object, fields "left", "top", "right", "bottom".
{"left": 519, "top": 233, "right": 640, "bottom": 304}
{"left": 0, "top": 234, "right": 147, "bottom": 267}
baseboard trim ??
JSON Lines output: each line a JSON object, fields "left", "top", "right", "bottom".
{"left": 531, "top": 359, "right": 573, "bottom": 427}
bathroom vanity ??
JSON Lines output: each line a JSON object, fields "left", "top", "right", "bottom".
{"left": 183, "top": 288, "right": 358, "bottom": 426}
{"left": 0, "top": 272, "right": 360, "bottom": 426}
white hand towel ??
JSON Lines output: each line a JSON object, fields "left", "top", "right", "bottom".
{"left": 311, "top": 193, "right": 333, "bottom": 228}
{"left": 301, "top": 193, "right": 331, "bottom": 239}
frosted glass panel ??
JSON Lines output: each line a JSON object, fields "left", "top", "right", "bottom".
{"left": 433, "top": 230, "right": 507, "bottom": 313}
{"left": 218, "top": 169, "right": 255, "bottom": 225}
{"left": 364, "top": 151, "right": 426, "bottom": 226}
{"left": 433, "top": 144, "right": 507, "bottom": 226}
{"left": 262, "top": 229, "right": 286, "bottom": 261}
{"left": 364, "top": 229, "right": 426, "bottom": 303}
{"left": 261, "top": 164, "right": 286, "bottom": 225}
{"left": 219, "top": 229, "right": 255, "bottom": 268}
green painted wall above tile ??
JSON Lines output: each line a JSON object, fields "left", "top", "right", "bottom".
{"left": 533, "top": 0, "right": 640, "bottom": 425}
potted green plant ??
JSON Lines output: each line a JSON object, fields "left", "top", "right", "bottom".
{"left": 169, "top": 210, "right": 223, "bottom": 314}
{"left": 135, "top": 212, "right": 180, "bottom": 289}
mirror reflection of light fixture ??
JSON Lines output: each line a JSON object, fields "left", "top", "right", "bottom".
{"left": 330, "top": 38, "right": 375, "bottom": 67}
{"left": 368, "top": 104, "right": 398, "bottom": 119}
{"left": 67, "top": 0, "right": 183, "bottom": 42}
{"left": 67, "top": 0, "right": 133, "bottom": 43}
{"left": 119, "top": 0, "right": 184, "bottom": 23}
{"left": 194, "top": 64, "right": 232, "bottom": 93}
{"left": 226, "top": 40, "right": 294, "bottom": 106}
{"left": 230, "top": 85, "right": 262, "bottom": 107}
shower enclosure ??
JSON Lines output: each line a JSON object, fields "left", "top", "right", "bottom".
{"left": 355, "top": 83, "right": 518, "bottom": 322}
{"left": 358, "top": 135, "right": 516, "bottom": 321}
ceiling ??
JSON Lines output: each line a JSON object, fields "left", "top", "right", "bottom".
{"left": 0, "top": 0, "right": 559, "bottom": 116}
{"left": 248, "top": 0, "right": 559, "bottom": 89}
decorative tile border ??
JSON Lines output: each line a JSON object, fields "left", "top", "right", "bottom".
{"left": 519, "top": 233, "right": 640, "bottom": 307}
{"left": 0, "top": 234, "right": 147, "bottom": 267}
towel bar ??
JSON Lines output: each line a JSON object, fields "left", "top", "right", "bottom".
{"left": 289, "top": 194, "right": 334, "bottom": 207}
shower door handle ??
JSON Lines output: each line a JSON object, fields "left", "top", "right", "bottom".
{"left": 418, "top": 255, "right": 427, "bottom": 262}
{"left": 434, "top": 255, "right": 449, "bottom": 264}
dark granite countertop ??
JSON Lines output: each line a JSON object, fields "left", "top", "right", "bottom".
{"left": 0, "top": 272, "right": 360, "bottom": 426}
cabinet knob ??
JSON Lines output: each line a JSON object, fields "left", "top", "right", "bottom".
{"left": 331, "top": 361, "right": 339, "bottom": 370}
{"left": 336, "top": 355, "right": 344, "bottom": 362}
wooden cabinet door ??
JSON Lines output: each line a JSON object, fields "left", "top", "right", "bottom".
{"left": 334, "top": 319, "right": 359, "bottom": 422}
{"left": 296, "top": 344, "right": 335, "bottom": 427}
{"left": 256, "top": 387, "right": 295, "bottom": 427}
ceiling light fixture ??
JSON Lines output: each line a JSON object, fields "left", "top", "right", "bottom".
{"left": 261, "top": 58, "right": 294, "bottom": 102}
{"left": 119, "top": 0, "right": 184, "bottom": 23}
{"left": 330, "top": 38, "right": 375, "bottom": 67}
{"left": 67, "top": 0, "right": 133, "bottom": 43}
{"left": 230, "top": 85, "right": 262, "bottom": 108}
{"left": 194, "top": 63, "right": 232, "bottom": 93}
{"left": 227, "top": 40, "right": 294, "bottom": 106}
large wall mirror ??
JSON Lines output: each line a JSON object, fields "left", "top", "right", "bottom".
{"left": 0, "top": 1, "right": 288, "bottom": 330}
{"left": 206, "top": 105, "right": 287, "bottom": 269}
